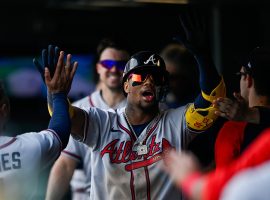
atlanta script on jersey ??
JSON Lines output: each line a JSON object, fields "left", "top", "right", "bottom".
{"left": 79, "top": 106, "right": 200, "bottom": 200}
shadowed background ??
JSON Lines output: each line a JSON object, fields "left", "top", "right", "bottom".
{"left": 1, "top": 0, "right": 270, "bottom": 134}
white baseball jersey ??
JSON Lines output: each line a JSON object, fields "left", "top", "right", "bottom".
{"left": 80, "top": 105, "right": 199, "bottom": 200}
{"left": 72, "top": 90, "right": 127, "bottom": 110}
{"left": 62, "top": 90, "right": 126, "bottom": 199}
{"left": 0, "top": 130, "right": 61, "bottom": 200}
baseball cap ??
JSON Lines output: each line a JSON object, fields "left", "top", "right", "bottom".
{"left": 122, "top": 51, "right": 167, "bottom": 84}
{"left": 242, "top": 46, "right": 270, "bottom": 79}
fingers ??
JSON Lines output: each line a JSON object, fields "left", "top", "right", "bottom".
{"left": 213, "top": 97, "right": 236, "bottom": 119}
{"left": 33, "top": 58, "right": 45, "bottom": 81}
{"left": 70, "top": 61, "right": 78, "bottom": 81}
{"left": 65, "top": 54, "right": 72, "bottom": 77}
{"left": 233, "top": 92, "right": 245, "bottom": 103}
{"left": 38, "top": 45, "right": 77, "bottom": 95}
{"left": 42, "top": 49, "right": 48, "bottom": 69}
{"left": 214, "top": 110, "right": 229, "bottom": 119}
{"left": 48, "top": 45, "right": 54, "bottom": 73}
{"left": 44, "top": 67, "right": 52, "bottom": 86}
{"left": 53, "top": 51, "right": 65, "bottom": 81}
{"left": 213, "top": 97, "right": 234, "bottom": 111}
{"left": 54, "top": 46, "right": 60, "bottom": 66}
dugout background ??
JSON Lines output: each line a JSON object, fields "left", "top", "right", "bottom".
{"left": 0, "top": 0, "right": 270, "bottom": 134}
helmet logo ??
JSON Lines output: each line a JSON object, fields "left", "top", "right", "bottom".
{"left": 144, "top": 54, "right": 160, "bottom": 66}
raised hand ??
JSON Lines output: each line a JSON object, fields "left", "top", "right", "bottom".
{"left": 45, "top": 51, "right": 78, "bottom": 95}
{"left": 175, "top": 8, "right": 209, "bottom": 56}
{"left": 213, "top": 92, "right": 249, "bottom": 121}
{"left": 33, "top": 44, "right": 60, "bottom": 81}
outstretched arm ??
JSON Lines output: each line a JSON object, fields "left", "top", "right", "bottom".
{"left": 46, "top": 155, "right": 77, "bottom": 200}
{"left": 177, "top": 9, "right": 226, "bottom": 131}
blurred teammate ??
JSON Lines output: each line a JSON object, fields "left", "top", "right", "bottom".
{"left": 160, "top": 42, "right": 199, "bottom": 108}
{"left": 45, "top": 38, "right": 130, "bottom": 200}
{"left": 214, "top": 46, "right": 270, "bottom": 167}
{"left": 163, "top": 126, "right": 270, "bottom": 200}
{"left": 0, "top": 50, "right": 77, "bottom": 200}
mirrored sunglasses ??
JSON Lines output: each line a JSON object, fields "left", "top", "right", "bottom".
{"left": 128, "top": 71, "right": 165, "bottom": 86}
{"left": 99, "top": 60, "right": 127, "bottom": 71}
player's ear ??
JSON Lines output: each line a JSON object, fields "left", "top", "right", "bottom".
{"left": 124, "top": 81, "right": 130, "bottom": 94}
{"left": 96, "top": 63, "right": 102, "bottom": 75}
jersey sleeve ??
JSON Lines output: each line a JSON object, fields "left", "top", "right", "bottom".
{"left": 202, "top": 128, "right": 270, "bottom": 200}
{"left": 62, "top": 136, "right": 87, "bottom": 163}
{"left": 166, "top": 105, "right": 200, "bottom": 148}
{"left": 81, "top": 107, "right": 114, "bottom": 150}
{"left": 18, "top": 129, "right": 62, "bottom": 170}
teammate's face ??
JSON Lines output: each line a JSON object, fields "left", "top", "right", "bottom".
{"left": 97, "top": 48, "right": 129, "bottom": 91}
{"left": 124, "top": 72, "right": 159, "bottom": 109}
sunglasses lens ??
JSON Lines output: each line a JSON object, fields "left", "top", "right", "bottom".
{"left": 116, "top": 61, "right": 126, "bottom": 71}
{"left": 100, "top": 60, "right": 126, "bottom": 71}
{"left": 129, "top": 71, "right": 165, "bottom": 86}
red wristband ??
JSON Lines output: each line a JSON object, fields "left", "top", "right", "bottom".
{"left": 180, "top": 172, "right": 202, "bottom": 198}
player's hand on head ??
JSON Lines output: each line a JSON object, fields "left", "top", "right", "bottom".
{"left": 33, "top": 44, "right": 60, "bottom": 82}
{"left": 213, "top": 92, "right": 248, "bottom": 121}
{"left": 45, "top": 51, "right": 78, "bottom": 95}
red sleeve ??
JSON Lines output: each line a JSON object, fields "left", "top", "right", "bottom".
{"left": 215, "top": 121, "right": 247, "bottom": 167}
{"left": 203, "top": 128, "right": 270, "bottom": 200}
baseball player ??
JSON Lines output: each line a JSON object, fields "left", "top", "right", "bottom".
{"left": 44, "top": 12, "right": 226, "bottom": 199}
{"left": 213, "top": 47, "right": 270, "bottom": 168}
{"left": 0, "top": 50, "right": 77, "bottom": 200}
{"left": 45, "top": 38, "right": 130, "bottom": 200}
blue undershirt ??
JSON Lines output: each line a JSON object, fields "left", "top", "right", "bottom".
{"left": 48, "top": 93, "right": 71, "bottom": 149}
{"left": 132, "top": 122, "right": 150, "bottom": 137}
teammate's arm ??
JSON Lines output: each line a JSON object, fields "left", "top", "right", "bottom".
{"left": 34, "top": 46, "right": 86, "bottom": 142}
{"left": 213, "top": 92, "right": 270, "bottom": 124}
{"left": 46, "top": 155, "right": 77, "bottom": 200}
{"left": 44, "top": 52, "right": 77, "bottom": 149}
{"left": 177, "top": 10, "right": 226, "bottom": 131}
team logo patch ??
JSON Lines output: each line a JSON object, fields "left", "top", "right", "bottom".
{"left": 144, "top": 54, "right": 160, "bottom": 66}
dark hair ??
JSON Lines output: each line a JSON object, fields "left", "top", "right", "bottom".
{"left": 243, "top": 47, "right": 270, "bottom": 96}
{"left": 96, "top": 37, "right": 131, "bottom": 61}
{"left": 0, "top": 81, "right": 10, "bottom": 131}
{"left": 0, "top": 80, "right": 10, "bottom": 110}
